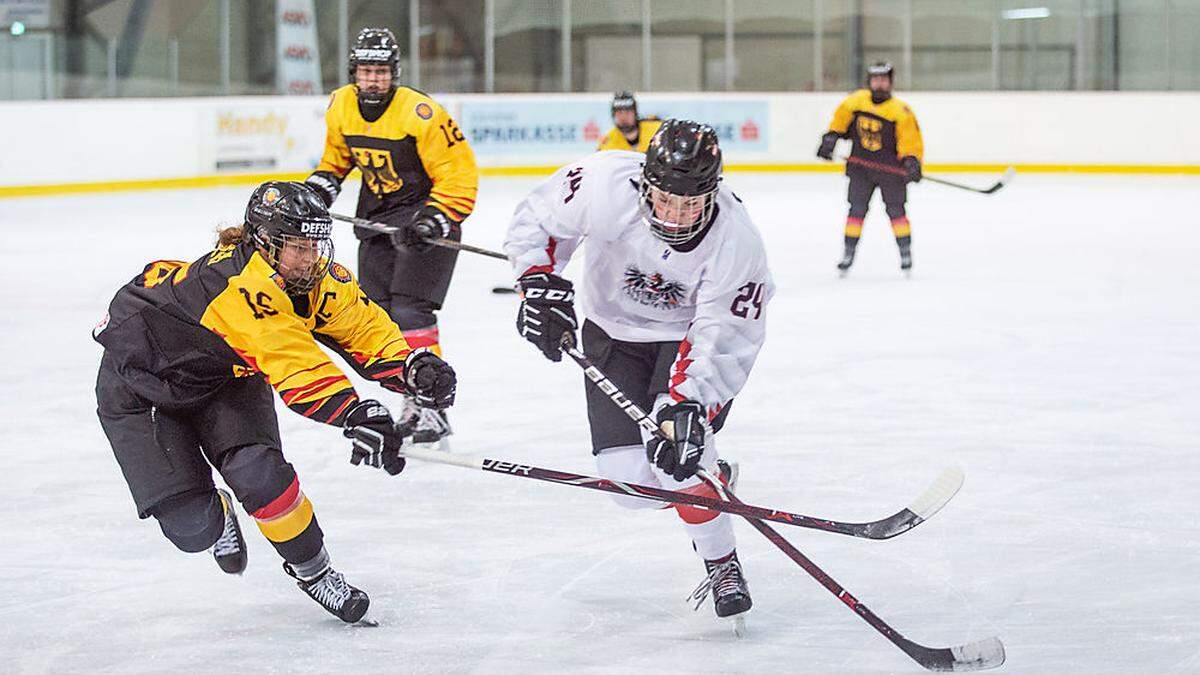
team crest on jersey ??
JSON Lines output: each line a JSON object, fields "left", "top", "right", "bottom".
{"left": 329, "top": 262, "right": 352, "bottom": 282}
{"left": 415, "top": 102, "right": 433, "bottom": 120}
{"left": 623, "top": 266, "right": 687, "bottom": 310}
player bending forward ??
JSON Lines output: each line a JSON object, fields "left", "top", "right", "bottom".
{"left": 504, "top": 120, "right": 774, "bottom": 623}
{"left": 94, "top": 181, "right": 455, "bottom": 623}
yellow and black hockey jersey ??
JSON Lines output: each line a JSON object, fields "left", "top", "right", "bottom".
{"left": 316, "top": 84, "right": 478, "bottom": 222}
{"left": 93, "top": 239, "right": 412, "bottom": 426}
{"left": 596, "top": 118, "right": 663, "bottom": 153}
{"left": 828, "top": 89, "right": 923, "bottom": 169}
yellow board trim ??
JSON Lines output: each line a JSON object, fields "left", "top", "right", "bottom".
{"left": 2, "top": 163, "right": 1198, "bottom": 199}
{"left": 255, "top": 496, "right": 315, "bottom": 543}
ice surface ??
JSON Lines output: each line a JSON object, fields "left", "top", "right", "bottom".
{"left": 2, "top": 173, "right": 1198, "bottom": 673}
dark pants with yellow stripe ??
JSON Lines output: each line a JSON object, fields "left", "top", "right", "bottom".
{"left": 95, "top": 354, "right": 324, "bottom": 565}
{"left": 844, "top": 166, "right": 912, "bottom": 251}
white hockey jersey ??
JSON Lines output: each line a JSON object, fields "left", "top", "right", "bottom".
{"left": 504, "top": 150, "right": 774, "bottom": 419}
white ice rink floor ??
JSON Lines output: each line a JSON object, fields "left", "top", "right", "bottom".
{"left": 2, "top": 173, "right": 1198, "bottom": 674}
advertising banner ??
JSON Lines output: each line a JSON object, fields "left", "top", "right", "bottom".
{"left": 202, "top": 102, "right": 327, "bottom": 173}
{"left": 276, "top": 0, "right": 322, "bottom": 95}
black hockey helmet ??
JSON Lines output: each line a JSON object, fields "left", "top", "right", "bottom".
{"left": 611, "top": 91, "right": 639, "bottom": 132}
{"left": 245, "top": 181, "right": 334, "bottom": 294}
{"left": 349, "top": 27, "right": 401, "bottom": 105}
{"left": 639, "top": 119, "right": 722, "bottom": 245}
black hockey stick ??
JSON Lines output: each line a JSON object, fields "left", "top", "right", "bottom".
{"left": 564, "top": 336, "right": 1003, "bottom": 671}
{"left": 696, "top": 470, "right": 1005, "bottom": 672}
{"left": 396, "top": 443, "right": 960, "bottom": 540}
{"left": 330, "top": 212, "right": 510, "bottom": 260}
{"left": 841, "top": 155, "right": 1016, "bottom": 195}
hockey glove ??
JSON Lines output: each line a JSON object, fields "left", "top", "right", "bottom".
{"left": 645, "top": 401, "right": 708, "bottom": 482}
{"left": 516, "top": 272, "right": 578, "bottom": 362}
{"left": 404, "top": 349, "right": 457, "bottom": 409}
{"left": 343, "top": 399, "right": 409, "bottom": 475}
{"left": 304, "top": 171, "right": 342, "bottom": 208}
{"left": 816, "top": 131, "right": 840, "bottom": 161}
{"left": 902, "top": 156, "right": 923, "bottom": 183}
{"left": 395, "top": 205, "right": 456, "bottom": 252}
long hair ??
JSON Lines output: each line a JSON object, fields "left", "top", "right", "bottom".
{"left": 216, "top": 225, "right": 247, "bottom": 247}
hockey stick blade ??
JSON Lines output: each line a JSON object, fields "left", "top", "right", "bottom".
{"left": 901, "top": 635, "right": 1006, "bottom": 672}
{"left": 858, "top": 467, "right": 964, "bottom": 539}
{"left": 978, "top": 167, "right": 1016, "bottom": 195}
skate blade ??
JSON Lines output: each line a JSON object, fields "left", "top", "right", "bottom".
{"left": 729, "top": 614, "right": 747, "bottom": 639}
{"left": 353, "top": 616, "right": 380, "bottom": 628}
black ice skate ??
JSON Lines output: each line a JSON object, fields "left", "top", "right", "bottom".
{"left": 212, "top": 489, "right": 247, "bottom": 575}
{"left": 402, "top": 395, "right": 452, "bottom": 451}
{"left": 284, "top": 562, "right": 370, "bottom": 624}
{"left": 900, "top": 248, "right": 912, "bottom": 272}
{"left": 836, "top": 243, "right": 857, "bottom": 275}
{"left": 689, "top": 550, "right": 752, "bottom": 627}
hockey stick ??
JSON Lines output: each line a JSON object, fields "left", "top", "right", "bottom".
{"left": 840, "top": 155, "right": 1016, "bottom": 195}
{"left": 396, "top": 442, "right": 959, "bottom": 540}
{"left": 330, "top": 212, "right": 510, "bottom": 260}
{"left": 557, "top": 340, "right": 961, "bottom": 539}
{"left": 561, "top": 335, "right": 1003, "bottom": 670}
{"left": 697, "top": 470, "right": 1005, "bottom": 672}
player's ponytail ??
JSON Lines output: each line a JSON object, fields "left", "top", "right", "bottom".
{"left": 216, "top": 225, "right": 246, "bottom": 246}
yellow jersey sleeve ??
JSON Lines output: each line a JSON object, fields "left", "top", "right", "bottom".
{"left": 413, "top": 96, "right": 479, "bottom": 221}
{"left": 312, "top": 262, "right": 412, "bottom": 389}
{"left": 597, "top": 127, "right": 632, "bottom": 151}
{"left": 828, "top": 90, "right": 868, "bottom": 136}
{"left": 896, "top": 104, "right": 924, "bottom": 162}
{"left": 200, "top": 254, "right": 359, "bottom": 425}
{"left": 315, "top": 87, "right": 355, "bottom": 179}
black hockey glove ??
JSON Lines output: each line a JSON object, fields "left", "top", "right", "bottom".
{"left": 645, "top": 401, "right": 708, "bottom": 482}
{"left": 304, "top": 171, "right": 342, "bottom": 208}
{"left": 343, "top": 399, "right": 409, "bottom": 475}
{"left": 902, "top": 156, "right": 923, "bottom": 183}
{"left": 816, "top": 131, "right": 840, "bottom": 160}
{"left": 404, "top": 349, "right": 457, "bottom": 409}
{"left": 394, "top": 205, "right": 456, "bottom": 252}
{"left": 516, "top": 272, "right": 578, "bottom": 362}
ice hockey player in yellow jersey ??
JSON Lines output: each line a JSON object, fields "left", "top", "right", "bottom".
{"left": 305, "top": 27, "right": 478, "bottom": 448}
{"left": 94, "top": 181, "right": 457, "bottom": 623}
{"left": 817, "top": 62, "right": 924, "bottom": 274}
{"left": 596, "top": 91, "right": 662, "bottom": 152}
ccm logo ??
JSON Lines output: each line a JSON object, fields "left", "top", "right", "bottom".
{"left": 524, "top": 288, "right": 573, "bottom": 301}
{"left": 482, "top": 459, "right": 532, "bottom": 475}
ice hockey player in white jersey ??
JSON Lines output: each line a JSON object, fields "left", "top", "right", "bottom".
{"left": 504, "top": 119, "right": 774, "bottom": 624}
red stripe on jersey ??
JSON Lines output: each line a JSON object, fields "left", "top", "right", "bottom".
{"left": 281, "top": 374, "right": 349, "bottom": 405}
{"left": 668, "top": 338, "right": 694, "bottom": 403}
{"left": 253, "top": 476, "right": 301, "bottom": 520}
{"left": 403, "top": 326, "right": 440, "bottom": 350}
{"left": 324, "top": 394, "right": 358, "bottom": 425}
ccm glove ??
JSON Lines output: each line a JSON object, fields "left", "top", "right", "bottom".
{"left": 516, "top": 272, "right": 578, "bottom": 362}
{"left": 645, "top": 400, "right": 708, "bottom": 482}
{"left": 395, "top": 205, "right": 456, "bottom": 252}
{"left": 816, "top": 131, "right": 840, "bottom": 160}
{"left": 404, "top": 349, "right": 457, "bottom": 409}
{"left": 902, "top": 156, "right": 923, "bottom": 183}
{"left": 343, "top": 399, "right": 409, "bottom": 475}
{"left": 304, "top": 171, "right": 342, "bottom": 208}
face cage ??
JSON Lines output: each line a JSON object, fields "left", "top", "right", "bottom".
{"left": 638, "top": 180, "right": 717, "bottom": 245}
{"left": 257, "top": 231, "right": 334, "bottom": 294}
{"left": 350, "top": 59, "right": 399, "bottom": 103}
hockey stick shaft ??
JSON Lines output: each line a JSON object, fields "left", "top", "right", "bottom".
{"left": 330, "top": 212, "right": 509, "bottom": 260}
{"left": 841, "top": 155, "right": 1013, "bottom": 195}
{"left": 696, "top": 471, "right": 1003, "bottom": 672}
{"left": 397, "top": 443, "right": 917, "bottom": 538}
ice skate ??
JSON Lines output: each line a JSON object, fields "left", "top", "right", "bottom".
{"left": 400, "top": 395, "right": 452, "bottom": 451}
{"left": 899, "top": 244, "right": 912, "bottom": 276}
{"left": 688, "top": 550, "right": 752, "bottom": 636}
{"left": 836, "top": 244, "right": 857, "bottom": 276}
{"left": 212, "top": 489, "right": 247, "bottom": 575}
{"left": 284, "top": 562, "right": 370, "bottom": 624}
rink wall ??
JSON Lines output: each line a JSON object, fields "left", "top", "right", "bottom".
{"left": 3, "top": 92, "right": 1199, "bottom": 197}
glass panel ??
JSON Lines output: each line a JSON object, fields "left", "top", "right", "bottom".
{"left": 996, "top": 0, "right": 1079, "bottom": 90}
{"left": 819, "top": 0, "right": 858, "bottom": 91}
{"left": 1169, "top": 1, "right": 1200, "bottom": 90}
{"left": 495, "top": 0, "right": 562, "bottom": 92}
{"left": 419, "top": 0, "right": 485, "bottom": 93}
{"left": 650, "top": 0, "right": 723, "bottom": 91}
{"left": 730, "top": 0, "right": 816, "bottom": 91}
{"left": 571, "top": 0, "right": 643, "bottom": 92}
{"left": 910, "top": 0, "right": 994, "bottom": 90}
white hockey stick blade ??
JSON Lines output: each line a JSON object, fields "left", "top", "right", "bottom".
{"left": 947, "top": 636, "right": 1006, "bottom": 671}
{"left": 859, "top": 467, "right": 964, "bottom": 539}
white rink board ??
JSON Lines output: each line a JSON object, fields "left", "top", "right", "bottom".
{"left": 3, "top": 92, "right": 1199, "bottom": 187}
{"left": 2, "top": 174, "right": 1199, "bottom": 673}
